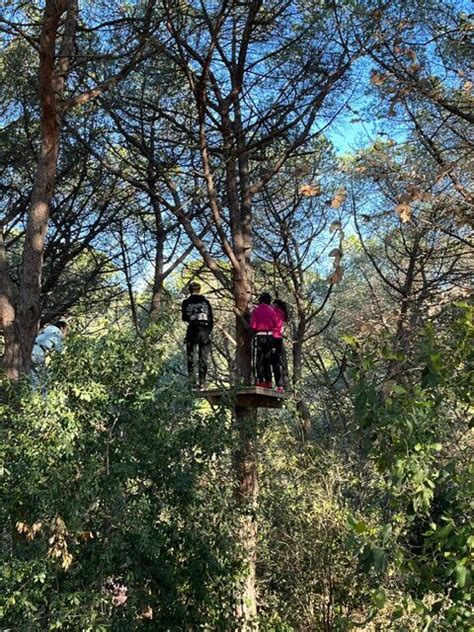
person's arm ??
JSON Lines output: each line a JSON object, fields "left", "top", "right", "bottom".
{"left": 206, "top": 300, "right": 214, "bottom": 331}
{"left": 53, "top": 331, "right": 64, "bottom": 353}
{"left": 249, "top": 308, "right": 257, "bottom": 330}
{"left": 181, "top": 299, "right": 189, "bottom": 322}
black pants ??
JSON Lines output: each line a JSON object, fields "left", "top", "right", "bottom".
{"left": 255, "top": 334, "right": 273, "bottom": 383}
{"left": 186, "top": 325, "right": 211, "bottom": 386}
{"left": 271, "top": 337, "right": 284, "bottom": 388}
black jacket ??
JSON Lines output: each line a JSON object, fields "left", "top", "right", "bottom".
{"left": 181, "top": 294, "right": 213, "bottom": 331}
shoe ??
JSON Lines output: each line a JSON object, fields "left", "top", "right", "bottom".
{"left": 263, "top": 382, "right": 272, "bottom": 389}
{"left": 256, "top": 381, "right": 266, "bottom": 388}
{"left": 276, "top": 386, "right": 284, "bottom": 393}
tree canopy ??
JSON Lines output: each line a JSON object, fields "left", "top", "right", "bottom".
{"left": 0, "top": 1, "right": 472, "bottom": 630}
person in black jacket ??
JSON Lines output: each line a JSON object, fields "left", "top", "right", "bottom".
{"left": 181, "top": 281, "right": 214, "bottom": 388}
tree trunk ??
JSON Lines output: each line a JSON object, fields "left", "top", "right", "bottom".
{"left": 233, "top": 404, "right": 258, "bottom": 627}
{"left": 2, "top": 0, "right": 72, "bottom": 377}
{"left": 0, "top": 230, "right": 21, "bottom": 379}
{"left": 292, "top": 311, "right": 312, "bottom": 437}
{"left": 233, "top": 269, "right": 258, "bottom": 628}
{"left": 149, "top": 197, "right": 166, "bottom": 323}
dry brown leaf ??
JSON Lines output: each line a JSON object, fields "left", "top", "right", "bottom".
{"left": 406, "top": 184, "right": 424, "bottom": 200}
{"left": 139, "top": 606, "right": 154, "bottom": 620}
{"left": 408, "top": 63, "right": 421, "bottom": 74}
{"left": 299, "top": 183, "right": 322, "bottom": 197}
{"left": 370, "top": 71, "right": 386, "bottom": 86}
{"left": 293, "top": 163, "right": 311, "bottom": 177}
{"left": 329, "top": 248, "right": 343, "bottom": 267}
{"left": 16, "top": 520, "right": 42, "bottom": 541}
{"left": 48, "top": 515, "right": 74, "bottom": 570}
{"left": 395, "top": 203, "right": 412, "bottom": 223}
{"left": 331, "top": 188, "right": 347, "bottom": 208}
{"left": 327, "top": 265, "right": 343, "bottom": 285}
{"left": 399, "top": 192, "right": 412, "bottom": 204}
{"left": 462, "top": 80, "right": 473, "bottom": 93}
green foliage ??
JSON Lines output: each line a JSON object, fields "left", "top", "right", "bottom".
{"left": 1, "top": 306, "right": 471, "bottom": 630}
{"left": 0, "top": 330, "right": 240, "bottom": 630}
{"left": 257, "top": 422, "right": 391, "bottom": 631}
{"left": 351, "top": 303, "right": 473, "bottom": 629}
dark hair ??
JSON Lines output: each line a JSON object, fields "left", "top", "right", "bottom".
{"left": 273, "top": 299, "right": 288, "bottom": 320}
{"left": 188, "top": 281, "right": 201, "bottom": 293}
{"left": 54, "top": 320, "right": 68, "bottom": 330}
{"left": 258, "top": 292, "right": 272, "bottom": 304}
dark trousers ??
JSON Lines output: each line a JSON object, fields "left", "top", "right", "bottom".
{"left": 186, "top": 325, "right": 210, "bottom": 385}
{"left": 255, "top": 334, "right": 273, "bottom": 383}
{"left": 271, "top": 337, "right": 284, "bottom": 387}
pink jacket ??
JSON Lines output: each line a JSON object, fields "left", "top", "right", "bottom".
{"left": 250, "top": 304, "right": 277, "bottom": 333}
{"left": 272, "top": 305, "right": 287, "bottom": 339}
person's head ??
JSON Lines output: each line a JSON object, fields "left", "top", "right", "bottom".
{"left": 54, "top": 319, "right": 68, "bottom": 333}
{"left": 273, "top": 299, "right": 288, "bottom": 319}
{"left": 258, "top": 292, "right": 272, "bottom": 305}
{"left": 188, "top": 281, "right": 201, "bottom": 295}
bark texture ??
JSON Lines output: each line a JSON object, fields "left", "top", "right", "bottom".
{"left": 2, "top": 0, "right": 75, "bottom": 377}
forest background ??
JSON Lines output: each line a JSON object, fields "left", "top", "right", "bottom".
{"left": 0, "top": 0, "right": 472, "bottom": 630}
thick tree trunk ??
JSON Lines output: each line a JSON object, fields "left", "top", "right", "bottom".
{"left": 2, "top": 0, "right": 72, "bottom": 377}
{"left": 16, "top": 133, "right": 62, "bottom": 374}
{"left": 233, "top": 270, "right": 258, "bottom": 628}
{"left": 149, "top": 199, "right": 166, "bottom": 323}
{"left": 292, "top": 311, "right": 312, "bottom": 437}
{"left": 233, "top": 404, "right": 258, "bottom": 626}
{"left": 230, "top": 86, "right": 260, "bottom": 626}
{"left": 0, "top": 231, "right": 21, "bottom": 379}
{"left": 150, "top": 268, "right": 164, "bottom": 322}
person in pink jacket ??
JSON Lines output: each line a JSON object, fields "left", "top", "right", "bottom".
{"left": 271, "top": 299, "right": 288, "bottom": 392}
{"left": 250, "top": 292, "right": 277, "bottom": 388}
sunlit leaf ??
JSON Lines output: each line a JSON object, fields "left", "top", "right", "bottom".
{"left": 327, "top": 265, "right": 343, "bottom": 284}
{"left": 370, "top": 71, "right": 386, "bottom": 86}
{"left": 299, "top": 183, "right": 321, "bottom": 197}
{"left": 395, "top": 203, "right": 411, "bottom": 223}
{"left": 331, "top": 188, "right": 347, "bottom": 208}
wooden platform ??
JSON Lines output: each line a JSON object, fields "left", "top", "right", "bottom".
{"left": 196, "top": 386, "right": 292, "bottom": 409}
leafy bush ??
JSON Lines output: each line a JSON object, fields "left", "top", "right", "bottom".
{"left": 0, "top": 330, "right": 240, "bottom": 630}
{"left": 350, "top": 303, "right": 473, "bottom": 630}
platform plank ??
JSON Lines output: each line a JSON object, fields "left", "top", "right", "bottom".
{"left": 196, "top": 386, "right": 292, "bottom": 409}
